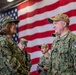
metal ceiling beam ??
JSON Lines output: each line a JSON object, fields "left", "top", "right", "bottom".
{"left": 0, "top": 0, "right": 25, "bottom": 12}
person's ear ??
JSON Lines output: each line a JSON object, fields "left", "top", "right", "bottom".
{"left": 46, "top": 47, "right": 48, "bottom": 50}
{"left": 62, "top": 21, "right": 66, "bottom": 27}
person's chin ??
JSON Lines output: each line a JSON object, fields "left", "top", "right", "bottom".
{"left": 43, "top": 52, "right": 45, "bottom": 54}
{"left": 55, "top": 31, "right": 58, "bottom": 34}
{"left": 12, "top": 32, "right": 16, "bottom": 35}
{"left": 41, "top": 52, "right": 44, "bottom": 54}
{"left": 14, "top": 31, "right": 16, "bottom": 34}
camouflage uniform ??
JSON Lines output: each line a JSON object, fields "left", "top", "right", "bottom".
{"left": 51, "top": 31, "right": 76, "bottom": 75}
{"left": 26, "top": 53, "right": 31, "bottom": 72}
{"left": 0, "top": 35, "right": 28, "bottom": 75}
{"left": 38, "top": 53, "right": 51, "bottom": 75}
{"left": 18, "top": 38, "right": 31, "bottom": 73}
{"left": 22, "top": 50, "right": 31, "bottom": 72}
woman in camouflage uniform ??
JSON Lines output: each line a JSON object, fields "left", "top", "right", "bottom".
{"left": 37, "top": 44, "right": 51, "bottom": 75}
{"left": 0, "top": 16, "right": 28, "bottom": 75}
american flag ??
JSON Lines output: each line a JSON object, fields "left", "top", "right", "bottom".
{"left": 0, "top": 7, "right": 18, "bottom": 42}
{"left": 0, "top": 0, "right": 76, "bottom": 75}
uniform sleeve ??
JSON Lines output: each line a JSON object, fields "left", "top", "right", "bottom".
{"left": 71, "top": 39, "right": 76, "bottom": 72}
{"left": 38, "top": 57, "right": 43, "bottom": 66}
{"left": 0, "top": 47, "right": 5, "bottom": 71}
{"left": 27, "top": 53, "right": 32, "bottom": 71}
{"left": 0, "top": 39, "right": 20, "bottom": 73}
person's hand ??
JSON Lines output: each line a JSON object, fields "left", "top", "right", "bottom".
{"left": 28, "top": 72, "right": 30, "bottom": 75}
{"left": 37, "top": 66, "right": 42, "bottom": 73}
{"left": 43, "top": 65, "right": 47, "bottom": 70}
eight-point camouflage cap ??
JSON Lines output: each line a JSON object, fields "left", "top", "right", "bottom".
{"left": 0, "top": 16, "right": 19, "bottom": 27}
{"left": 20, "top": 38, "right": 28, "bottom": 47}
{"left": 48, "top": 13, "right": 70, "bottom": 23}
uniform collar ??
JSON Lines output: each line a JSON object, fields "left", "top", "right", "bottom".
{"left": 56, "top": 31, "right": 70, "bottom": 41}
{"left": 43, "top": 53, "right": 50, "bottom": 58}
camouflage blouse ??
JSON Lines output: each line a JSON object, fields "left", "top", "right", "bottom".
{"left": 38, "top": 53, "right": 51, "bottom": 75}
{"left": 0, "top": 35, "right": 28, "bottom": 75}
{"left": 22, "top": 50, "right": 31, "bottom": 72}
{"left": 51, "top": 31, "right": 76, "bottom": 75}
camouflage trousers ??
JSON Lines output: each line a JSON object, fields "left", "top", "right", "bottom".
{"left": 14, "top": 73, "right": 27, "bottom": 75}
{"left": 51, "top": 69, "right": 76, "bottom": 75}
{"left": 0, "top": 68, "right": 28, "bottom": 75}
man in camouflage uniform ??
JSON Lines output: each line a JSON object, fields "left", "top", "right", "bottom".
{"left": 37, "top": 44, "right": 51, "bottom": 75}
{"left": 18, "top": 38, "right": 31, "bottom": 75}
{"left": 0, "top": 16, "right": 28, "bottom": 75}
{"left": 48, "top": 13, "right": 76, "bottom": 75}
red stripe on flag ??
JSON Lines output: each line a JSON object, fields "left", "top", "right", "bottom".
{"left": 25, "top": 44, "right": 52, "bottom": 53}
{"left": 18, "top": 0, "right": 75, "bottom": 20}
{"left": 20, "top": 31, "right": 54, "bottom": 40}
{"left": 69, "top": 24, "right": 76, "bottom": 31}
{"left": 31, "top": 58, "right": 39, "bottom": 65}
{"left": 18, "top": 10, "right": 76, "bottom": 32}
{"left": 18, "top": 19, "right": 49, "bottom": 32}
{"left": 18, "top": 0, "right": 42, "bottom": 11}
{"left": 30, "top": 71, "right": 39, "bottom": 75}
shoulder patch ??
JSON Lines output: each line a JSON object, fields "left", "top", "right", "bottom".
{"left": 73, "top": 41, "right": 76, "bottom": 48}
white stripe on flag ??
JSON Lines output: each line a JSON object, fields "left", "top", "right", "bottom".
{"left": 18, "top": 24, "right": 54, "bottom": 37}
{"left": 27, "top": 37, "right": 55, "bottom": 47}
{"left": 18, "top": 0, "right": 58, "bottom": 16}
{"left": 19, "top": 2, "right": 76, "bottom": 27}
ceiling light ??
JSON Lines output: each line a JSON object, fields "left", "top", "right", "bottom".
{"left": 7, "top": 0, "right": 14, "bottom": 2}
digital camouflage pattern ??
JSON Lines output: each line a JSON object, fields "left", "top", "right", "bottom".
{"left": 0, "top": 16, "right": 19, "bottom": 27}
{"left": 26, "top": 53, "right": 31, "bottom": 72}
{"left": 19, "top": 38, "right": 31, "bottom": 73}
{"left": 22, "top": 50, "right": 31, "bottom": 72}
{"left": 0, "top": 35, "right": 28, "bottom": 75}
{"left": 38, "top": 53, "right": 51, "bottom": 75}
{"left": 51, "top": 31, "right": 76, "bottom": 75}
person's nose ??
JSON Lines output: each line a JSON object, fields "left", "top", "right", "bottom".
{"left": 53, "top": 24, "right": 56, "bottom": 29}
